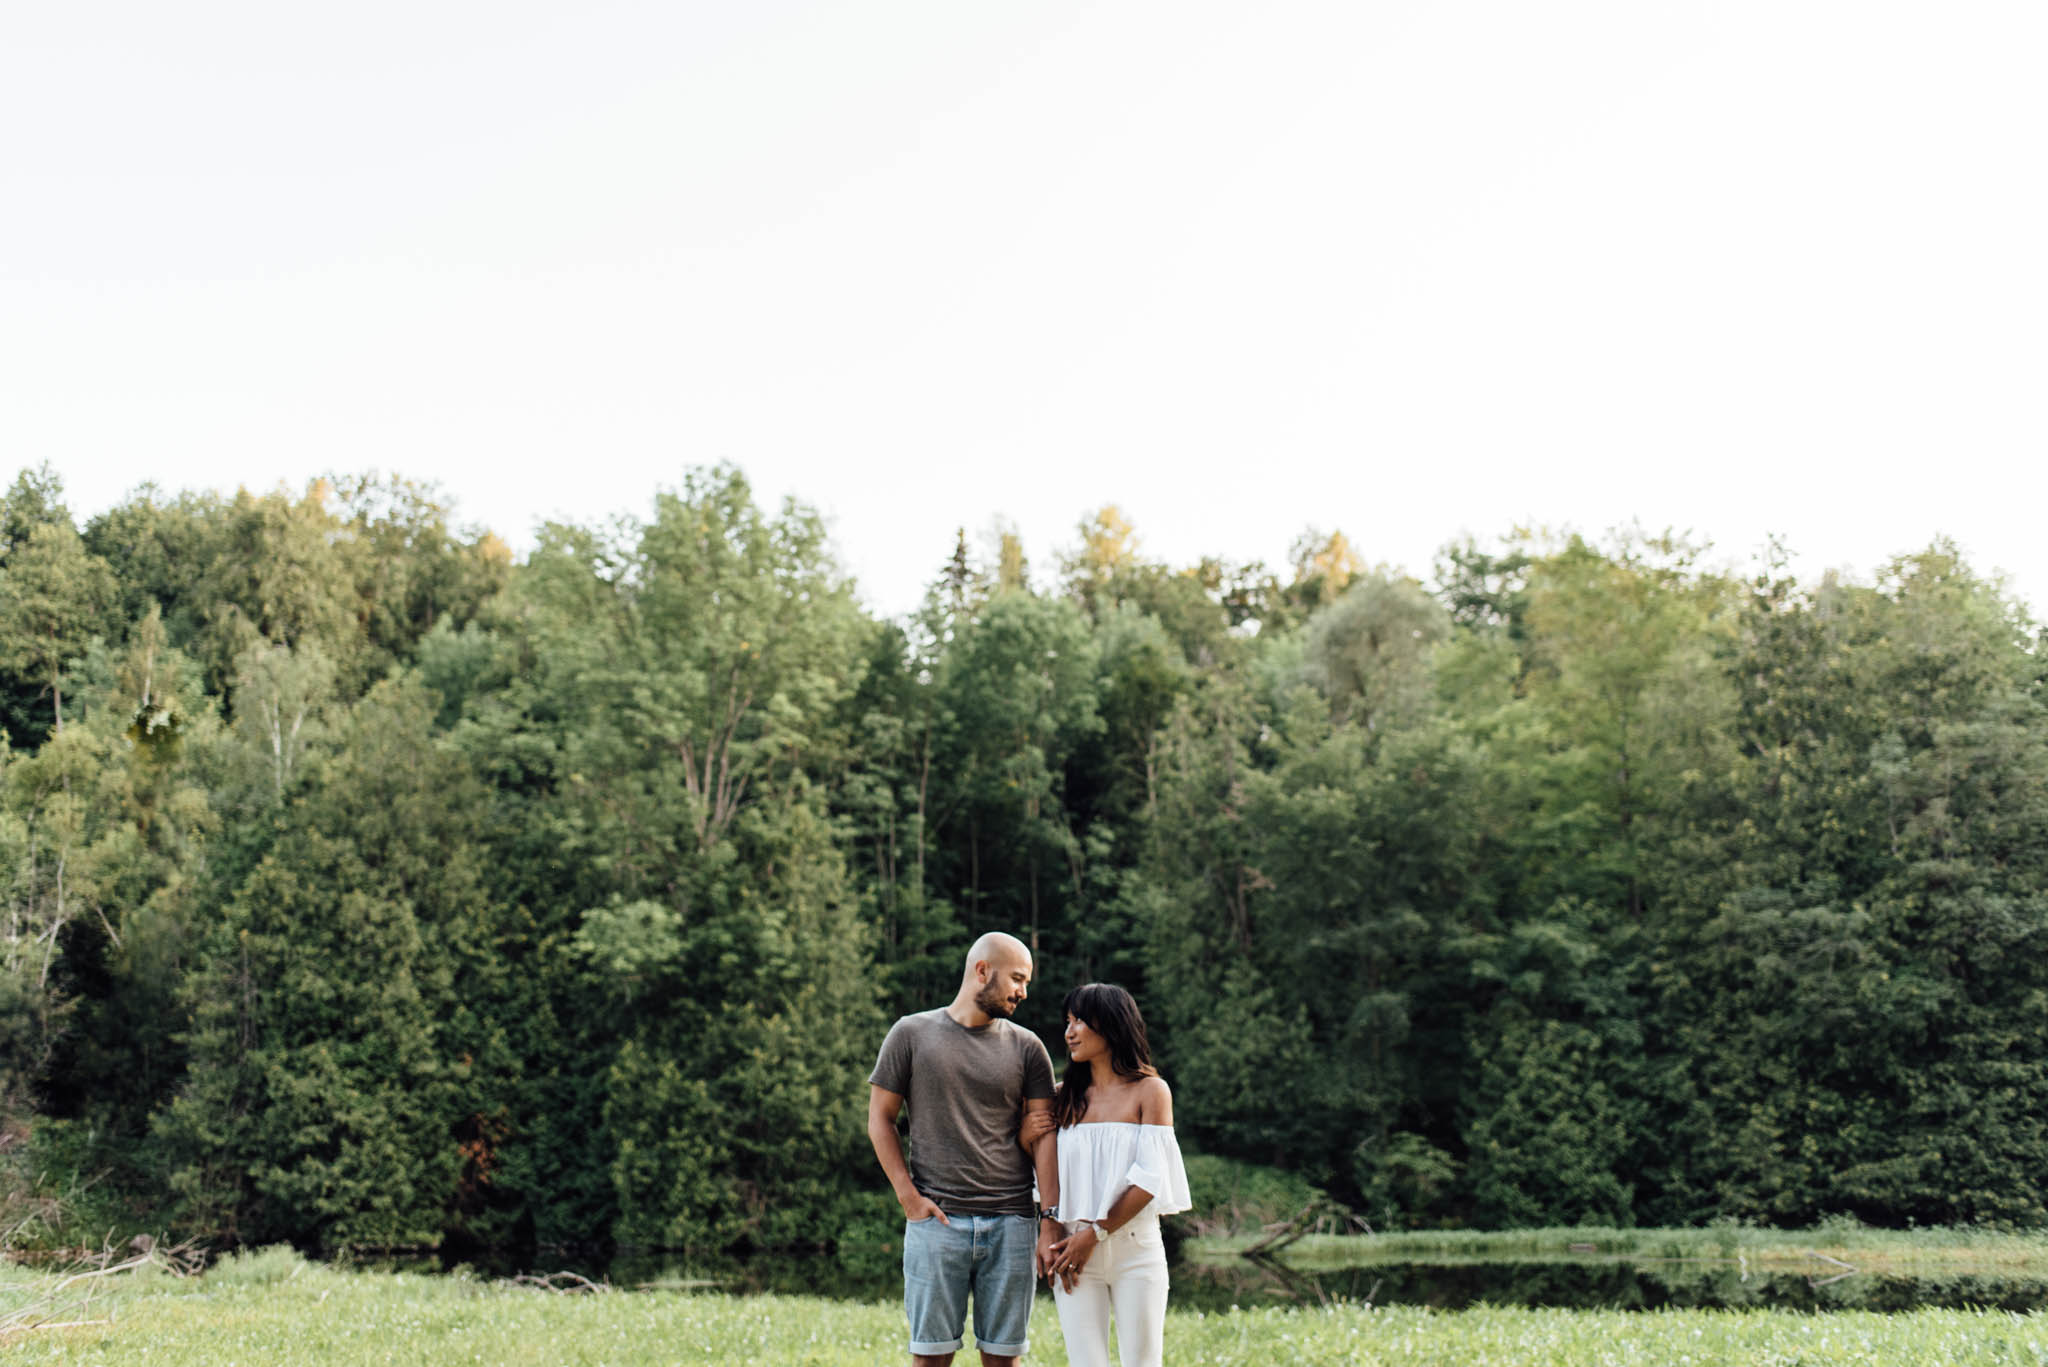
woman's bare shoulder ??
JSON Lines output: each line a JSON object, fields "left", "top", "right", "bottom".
{"left": 1136, "top": 1074, "right": 1174, "bottom": 1121}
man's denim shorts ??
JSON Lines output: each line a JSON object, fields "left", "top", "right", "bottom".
{"left": 902, "top": 1211, "right": 1039, "bottom": 1357}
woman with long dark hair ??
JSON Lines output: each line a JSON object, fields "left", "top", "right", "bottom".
{"left": 1025, "top": 983, "right": 1190, "bottom": 1367}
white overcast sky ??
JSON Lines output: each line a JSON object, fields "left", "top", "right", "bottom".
{"left": 5, "top": 1, "right": 2043, "bottom": 619}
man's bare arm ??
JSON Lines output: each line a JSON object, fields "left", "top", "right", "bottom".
{"left": 1018, "top": 1100, "right": 1055, "bottom": 1153}
{"left": 1027, "top": 1098, "right": 1060, "bottom": 1279}
{"left": 867, "top": 1085, "right": 948, "bottom": 1225}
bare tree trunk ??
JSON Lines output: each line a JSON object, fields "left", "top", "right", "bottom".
{"left": 1028, "top": 859, "right": 1039, "bottom": 957}
{"left": 916, "top": 721, "right": 931, "bottom": 906}
{"left": 38, "top": 853, "right": 66, "bottom": 989}
{"left": 1026, "top": 789, "right": 1041, "bottom": 953}
{"left": 1143, "top": 731, "right": 1157, "bottom": 819}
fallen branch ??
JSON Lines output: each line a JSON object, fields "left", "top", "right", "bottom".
{"left": 1, "top": 1238, "right": 202, "bottom": 1341}
{"left": 1241, "top": 1218, "right": 1306, "bottom": 1257}
{"left": 6, "top": 1318, "right": 113, "bottom": 1334}
{"left": 1241, "top": 1197, "right": 1366, "bottom": 1256}
{"left": 499, "top": 1270, "right": 609, "bottom": 1294}
{"left": 51, "top": 1253, "right": 156, "bottom": 1292}
{"left": 1803, "top": 1249, "right": 1859, "bottom": 1288}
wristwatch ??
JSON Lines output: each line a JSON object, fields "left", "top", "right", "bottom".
{"left": 1038, "top": 1205, "right": 1060, "bottom": 1222}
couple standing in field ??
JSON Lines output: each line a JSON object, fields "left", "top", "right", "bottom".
{"left": 867, "top": 931, "right": 1191, "bottom": 1367}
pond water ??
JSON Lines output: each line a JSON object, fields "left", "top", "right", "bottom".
{"left": 408, "top": 1245, "right": 2048, "bottom": 1314}
{"left": 1173, "top": 1256, "right": 2048, "bottom": 1314}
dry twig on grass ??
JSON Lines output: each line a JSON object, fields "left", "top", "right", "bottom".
{"left": 1, "top": 1236, "right": 202, "bottom": 1341}
{"left": 498, "top": 1270, "right": 610, "bottom": 1294}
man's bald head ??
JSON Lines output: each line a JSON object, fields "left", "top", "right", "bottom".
{"left": 964, "top": 931, "right": 1031, "bottom": 980}
{"left": 956, "top": 931, "right": 1033, "bottom": 1022}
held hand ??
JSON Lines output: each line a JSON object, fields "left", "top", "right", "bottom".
{"left": 900, "top": 1190, "right": 950, "bottom": 1226}
{"left": 1048, "top": 1225, "right": 1100, "bottom": 1292}
{"left": 1018, "top": 1109, "right": 1055, "bottom": 1151}
{"left": 1035, "top": 1226, "right": 1061, "bottom": 1280}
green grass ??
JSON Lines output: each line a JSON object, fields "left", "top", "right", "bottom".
{"left": 5, "top": 1252, "right": 2048, "bottom": 1365}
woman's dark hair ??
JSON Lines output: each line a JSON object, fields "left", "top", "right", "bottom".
{"left": 1051, "top": 983, "right": 1157, "bottom": 1130}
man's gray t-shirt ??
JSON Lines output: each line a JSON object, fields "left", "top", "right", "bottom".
{"left": 870, "top": 1009, "right": 1056, "bottom": 1216}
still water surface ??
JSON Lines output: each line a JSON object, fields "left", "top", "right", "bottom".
{"left": 1174, "top": 1257, "right": 2048, "bottom": 1314}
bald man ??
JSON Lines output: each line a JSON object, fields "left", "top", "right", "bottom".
{"left": 869, "top": 932, "right": 1057, "bottom": 1367}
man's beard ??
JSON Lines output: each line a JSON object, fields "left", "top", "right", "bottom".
{"left": 975, "top": 981, "right": 1015, "bottom": 1018}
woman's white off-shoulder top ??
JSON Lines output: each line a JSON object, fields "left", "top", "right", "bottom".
{"left": 1056, "top": 1122, "right": 1192, "bottom": 1223}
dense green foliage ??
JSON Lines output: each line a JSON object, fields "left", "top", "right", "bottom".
{"left": 4, "top": 461, "right": 2046, "bottom": 1254}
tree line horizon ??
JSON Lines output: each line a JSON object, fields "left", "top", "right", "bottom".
{"left": 3, "top": 461, "right": 2045, "bottom": 1255}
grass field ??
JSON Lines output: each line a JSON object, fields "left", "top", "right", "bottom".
{"left": 6, "top": 1246, "right": 2048, "bottom": 1365}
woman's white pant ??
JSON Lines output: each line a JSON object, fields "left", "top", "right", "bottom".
{"left": 1052, "top": 1216, "right": 1170, "bottom": 1367}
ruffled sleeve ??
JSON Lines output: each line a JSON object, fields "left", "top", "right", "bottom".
{"left": 1123, "top": 1124, "right": 1192, "bottom": 1217}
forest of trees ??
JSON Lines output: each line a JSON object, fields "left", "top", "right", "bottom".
{"left": 3, "top": 462, "right": 2046, "bottom": 1257}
